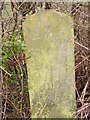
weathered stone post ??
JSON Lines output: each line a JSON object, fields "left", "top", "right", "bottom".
{"left": 23, "top": 10, "right": 76, "bottom": 118}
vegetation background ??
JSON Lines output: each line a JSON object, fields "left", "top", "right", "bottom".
{"left": 0, "top": 2, "right": 90, "bottom": 119}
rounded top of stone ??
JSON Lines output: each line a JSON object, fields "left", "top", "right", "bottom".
{"left": 23, "top": 10, "right": 73, "bottom": 26}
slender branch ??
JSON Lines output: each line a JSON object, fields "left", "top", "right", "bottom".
{"left": 0, "top": 66, "right": 11, "bottom": 77}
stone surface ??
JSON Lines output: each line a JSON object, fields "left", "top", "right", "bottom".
{"left": 23, "top": 10, "right": 76, "bottom": 118}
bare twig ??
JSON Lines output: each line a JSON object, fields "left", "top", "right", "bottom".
{"left": 74, "top": 41, "right": 90, "bottom": 51}
{"left": 0, "top": 66, "right": 11, "bottom": 77}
